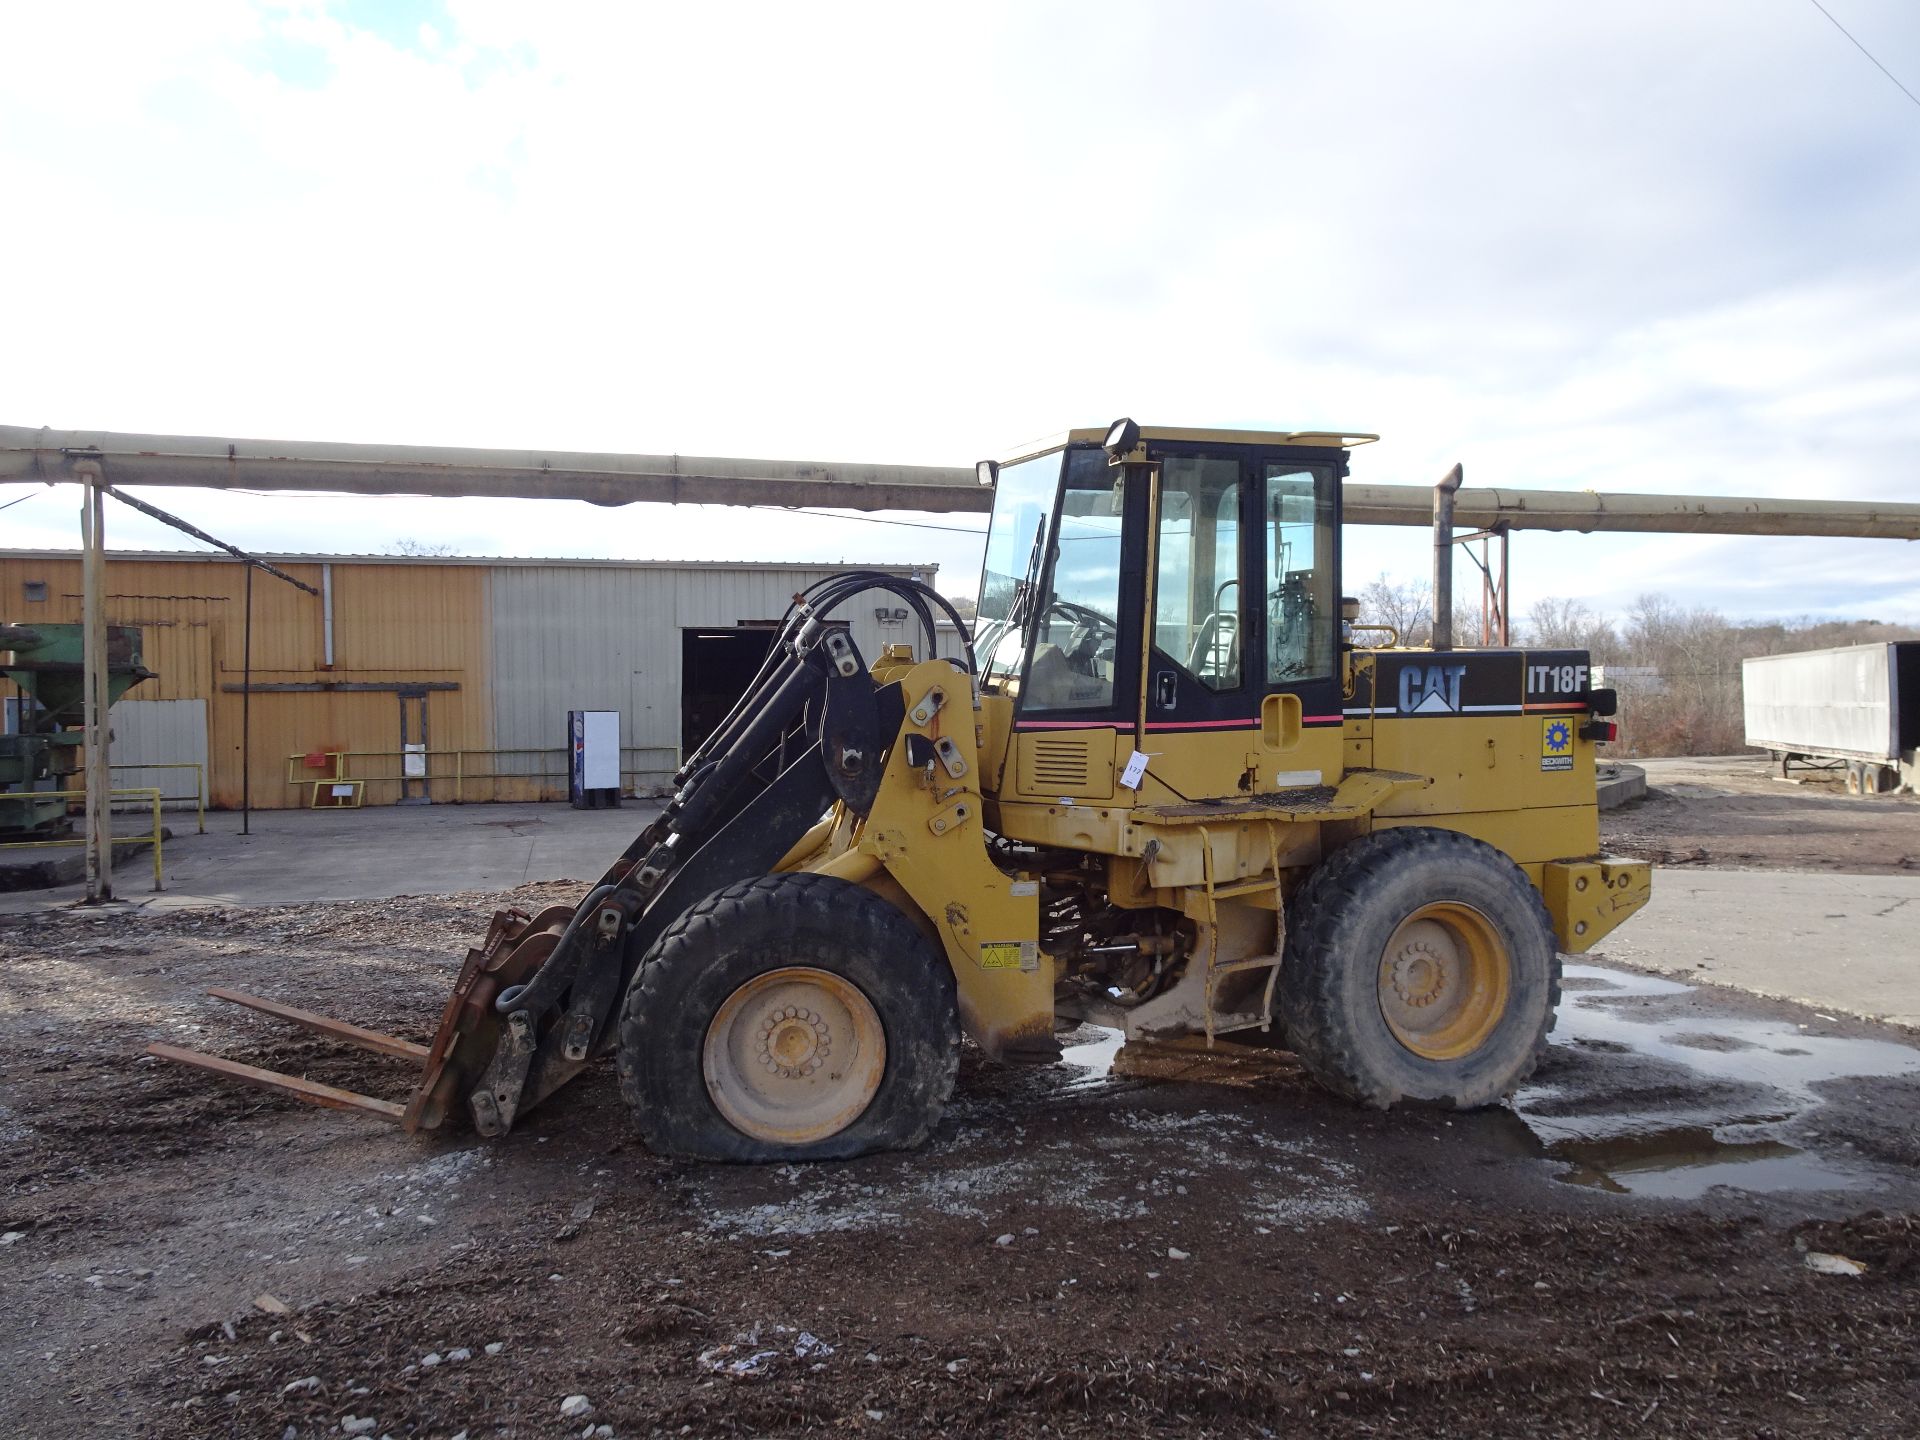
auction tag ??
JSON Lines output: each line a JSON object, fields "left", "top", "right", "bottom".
{"left": 1118, "top": 749, "right": 1151, "bottom": 790}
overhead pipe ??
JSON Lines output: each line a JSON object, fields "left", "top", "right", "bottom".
{"left": 0, "top": 424, "right": 991, "bottom": 515}
{"left": 1345, "top": 484, "right": 1920, "bottom": 539}
{"left": 3, "top": 423, "right": 1917, "bottom": 537}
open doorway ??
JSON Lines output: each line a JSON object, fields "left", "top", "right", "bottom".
{"left": 681, "top": 627, "right": 777, "bottom": 756}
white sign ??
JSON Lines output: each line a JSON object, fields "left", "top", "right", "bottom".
{"left": 1118, "top": 749, "right": 1151, "bottom": 790}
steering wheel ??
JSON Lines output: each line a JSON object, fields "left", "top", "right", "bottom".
{"left": 1046, "top": 598, "right": 1118, "bottom": 668}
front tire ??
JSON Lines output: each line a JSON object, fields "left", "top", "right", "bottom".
{"left": 616, "top": 873, "right": 960, "bottom": 1161}
{"left": 1279, "top": 827, "right": 1560, "bottom": 1108}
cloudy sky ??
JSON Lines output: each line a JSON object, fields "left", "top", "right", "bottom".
{"left": 2, "top": 1, "right": 1916, "bottom": 624}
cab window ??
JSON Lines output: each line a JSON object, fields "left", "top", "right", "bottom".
{"left": 1154, "top": 456, "right": 1242, "bottom": 691}
{"left": 1024, "top": 450, "right": 1125, "bottom": 712}
{"left": 1265, "top": 465, "right": 1337, "bottom": 682}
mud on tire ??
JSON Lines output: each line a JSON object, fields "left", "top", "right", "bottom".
{"left": 616, "top": 872, "right": 960, "bottom": 1162}
{"left": 1279, "top": 826, "right": 1561, "bottom": 1109}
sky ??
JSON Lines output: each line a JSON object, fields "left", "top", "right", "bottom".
{"left": 2, "top": 1, "right": 1917, "bottom": 625}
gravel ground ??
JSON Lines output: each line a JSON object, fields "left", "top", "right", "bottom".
{"left": 3, "top": 876, "right": 1918, "bottom": 1438}
{"left": 1603, "top": 754, "right": 1920, "bottom": 874}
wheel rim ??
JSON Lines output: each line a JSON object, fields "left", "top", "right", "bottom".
{"left": 1376, "top": 902, "right": 1510, "bottom": 1061}
{"left": 702, "top": 966, "right": 887, "bottom": 1144}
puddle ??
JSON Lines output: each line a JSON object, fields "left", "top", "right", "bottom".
{"left": 1059, "top": 1024, "right": 1124, "bottom": 1089}
{"left": 1052, "top": 969, "right": 1920, "bottom": 1203}
{"left": 1545, "top": 1127, "right": 1864, "bottom": 1200}
{"left": 1515, "top": 964, "right": 1920, "bottom": 1198}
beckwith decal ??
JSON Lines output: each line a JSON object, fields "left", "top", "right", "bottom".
{"left": 1541, "top": 717, "right": 1574, "bottom": 771}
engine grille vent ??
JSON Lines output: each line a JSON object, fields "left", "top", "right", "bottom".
{"left": 1030, "top": 737, "right": 1092, "bottom": 790}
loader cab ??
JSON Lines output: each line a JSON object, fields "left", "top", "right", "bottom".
{"left": 975, "top": 422, "right": 1377, "bottom": 807}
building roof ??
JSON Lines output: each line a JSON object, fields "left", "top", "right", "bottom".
{"left": 0, "top": 549, "right": 938, "bottom": 574}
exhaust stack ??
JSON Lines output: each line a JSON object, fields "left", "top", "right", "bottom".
{"left": 1431, "top": 463, "right": 1463, "bottom": 651}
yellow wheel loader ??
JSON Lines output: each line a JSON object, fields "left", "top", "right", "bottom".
{"left": 151, "top": 420, "right": 1651, "bottom": 1160}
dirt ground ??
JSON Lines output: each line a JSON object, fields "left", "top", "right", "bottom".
{"left": 1603, "top": 754, "right": 1920, "bottom": 874}
{"left": 4, "top": 876, "right": 1920, "bottom": 1439}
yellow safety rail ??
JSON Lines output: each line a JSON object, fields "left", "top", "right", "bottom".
{"left": 103, "top": 762, "right": 206, "bottom": 834}
{"left": 283, "top": 747, "right": 677, "bottom": 805}
{"left": 0, "top": 786, "right": 166, "bottom": 891}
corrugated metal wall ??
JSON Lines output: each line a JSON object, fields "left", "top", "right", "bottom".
{"left": 487, "top": 564, "right": 941, "bottom": 796}
{"left": 112, "top": 698, "right": 209, "bottom": 809}
{"left": 2, "top": 553, "right": 957, "bottom": 807}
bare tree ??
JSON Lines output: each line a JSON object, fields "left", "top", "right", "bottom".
{"left": 1356, "top": 572, "right": 1494, "bottom": 647}
{"left": 1355, "top": 572, "right": 1434, "bottom": 646}
{"left": 391, "top": 538, "right": 457, "bottom": 557}
{"left": 1525, "top": 597, "right": 1618, "bottom": 655}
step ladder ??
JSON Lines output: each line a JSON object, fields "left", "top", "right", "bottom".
{"left": 1196, "top": 824, "right": 1287, "bottom": 1045}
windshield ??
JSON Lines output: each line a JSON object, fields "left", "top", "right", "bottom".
{"left": 976, "top": 446, "right": 1126, "bottom": 709}
{"left": 975, "top": 450, "right": 1062, "bottom": 684}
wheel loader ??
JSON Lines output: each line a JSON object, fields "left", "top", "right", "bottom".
{"left": 151, "top": 420, "right": 1652, "bottom": 1160}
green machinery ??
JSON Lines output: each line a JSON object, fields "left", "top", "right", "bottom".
{"left": 0, "top": 623, "right": 153, "bottom": 838}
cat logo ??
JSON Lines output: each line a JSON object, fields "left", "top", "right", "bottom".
{"left": 1396, "top": 662, "right": 1469, "bottom": 714}
{"left": 1541, "top": 717, "right": 1574, "bottom": 772}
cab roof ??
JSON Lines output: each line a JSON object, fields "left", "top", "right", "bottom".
{"left": 998, "top": 425, "right": 1379, "bottom": 466}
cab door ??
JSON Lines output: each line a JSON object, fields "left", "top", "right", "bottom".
{"left": 1141, "top": 451, "right": 1345, "bottom": 802}
{"left": 1254, "top": 458, "right": 1347, "bottom": 792}
{"left": 1139, "top": 453, "right": 1256, "bottom": 800}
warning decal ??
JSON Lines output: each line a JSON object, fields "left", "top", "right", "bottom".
{"left": 980, "top": 941, "right": 1039, "bottom": 973}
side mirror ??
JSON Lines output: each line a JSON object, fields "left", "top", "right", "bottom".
{"left": 975, "top": 459, "right": 999, "bottom": 487}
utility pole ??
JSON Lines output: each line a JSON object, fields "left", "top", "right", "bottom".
{"left": 75, "top": 461, "right": 112, "bottom": 902}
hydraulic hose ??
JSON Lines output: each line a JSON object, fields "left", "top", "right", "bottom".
{"left": 493, "top": 881, "right": 620, "bottom": 1017}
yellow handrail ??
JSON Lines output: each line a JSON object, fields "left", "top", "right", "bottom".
{"left": 103, "top": 762, "right": 206, "bottom": 834}
{"left": 283, "top": 747, "right": 677, "bottom": 804}
{"left": 0, "top": 786, "right": 165, "bottom": 891}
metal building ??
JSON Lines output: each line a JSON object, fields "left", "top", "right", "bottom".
{"left": 0, "top": 551, "right": 953, "bottom": 809}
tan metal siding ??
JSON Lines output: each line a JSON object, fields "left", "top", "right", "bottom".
{"left": 0, "top": 554, "right": 494, "bottom": 808}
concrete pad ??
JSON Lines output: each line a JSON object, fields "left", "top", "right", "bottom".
{"left": 1603, "top": 867, "right": 1920, "bottom": 1030}
{"left": 1596, "top": 762, "right": 1647, "bottom": 810}
{"left": 0, "top": 800, "right": 661, "bottom": 913}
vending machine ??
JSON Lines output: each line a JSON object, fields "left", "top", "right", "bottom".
{"left": 567, "top": 709, "right": 622, "bottom": 809}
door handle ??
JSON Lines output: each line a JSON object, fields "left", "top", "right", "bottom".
{"left": 1154, "top": 670, "right": 1177, "bottom": 709}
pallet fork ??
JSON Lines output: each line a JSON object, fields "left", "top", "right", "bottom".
{"left": 147, "top": 905, "right": 569, "bottom": 1130}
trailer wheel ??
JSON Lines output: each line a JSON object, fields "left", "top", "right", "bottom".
{"left": 616, "top": 872, "right": 959, "bottom": 1161}
{"left": 1279, "top": 827, "right": 1560, "bottom": 1109}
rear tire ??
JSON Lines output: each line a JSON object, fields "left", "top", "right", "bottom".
{"left": 1279, "top": 827, "right": 1560, "bottom": 1109}
{"left": 616, "top": 873, "right": 960, "bottom": 1161}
